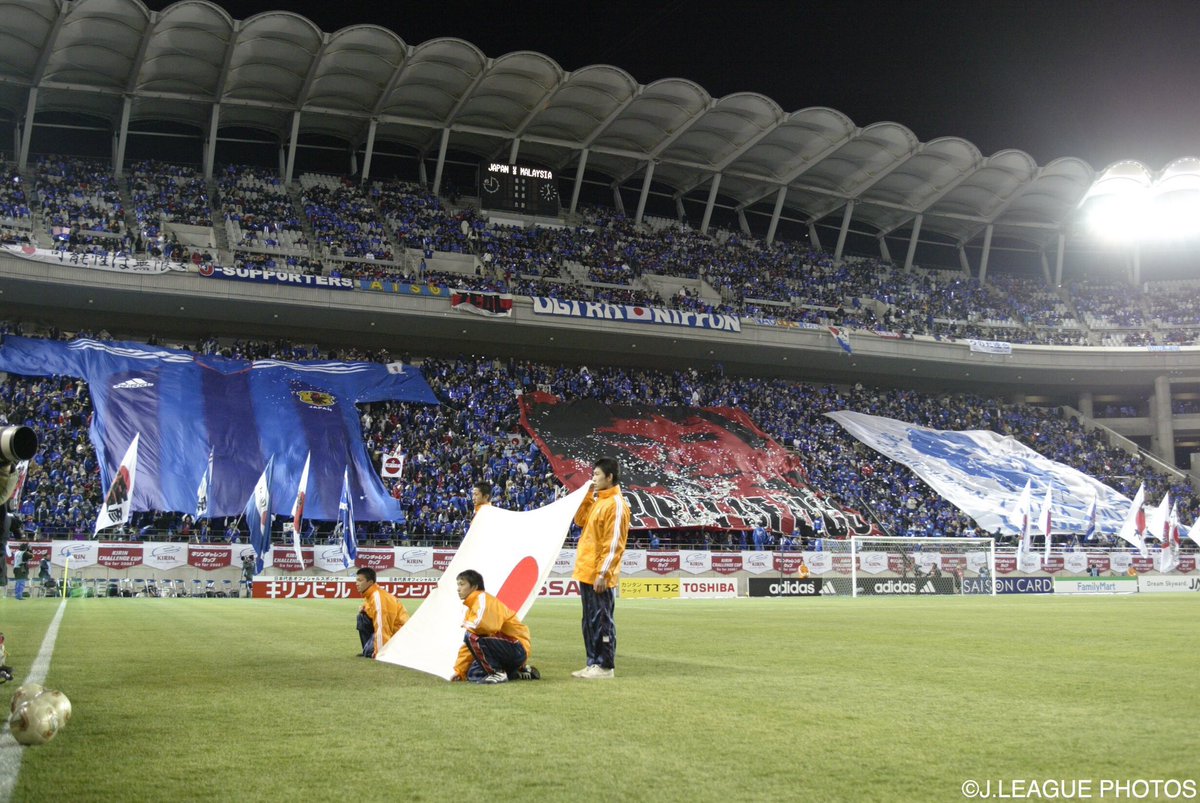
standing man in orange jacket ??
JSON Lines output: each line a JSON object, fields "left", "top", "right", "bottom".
{"left": 471, "top": 480, "right": 492, "bottom": 521}
{"left": 571, "top": 457, "right": 631, "bottom": 680}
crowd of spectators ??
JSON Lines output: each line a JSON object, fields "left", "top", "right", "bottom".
{"left": 0, "top": 168, "right": 31, "bottom": 223}
{"left": 300, "top": 175, "right": 392, "bottom": 260}
{"left": 234, "top": 250, "right": 323, "bottom": 276}
{"left": 218, "top": 164, "right": 307, "bottom": 252}
{"left": 35, "top": 156, "right": 124, "bottom": 245}
{"left": 1069, "top": 280, "right": 1147, "bottom": 329}
{"left": 128, "top": 160, "right": 212, "bottom": 242}
{"left": 373, "top": 180, "right": 481, "bottom": 254}
{"left": 14, "top": 157, "right": 1200, "bottom": 347}
{"left": 3, "top": 324, "right": 1194, "bottom": 550}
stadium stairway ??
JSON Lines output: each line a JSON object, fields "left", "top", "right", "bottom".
{"left": 562, "top": 260, "right": 589, "bottom": 284}
{"left": 362, "top": 186, "right": 405, "bottom": 264}
{"left": 285, "top": 183, "right": 320, "bottom": 254}
{"left": 1062, "top": 405, "right": 1196, "bottom": 490}
{"left": 208, "top": 178, "right": 232, "bottom": 265}
{"left": 118, "top": 180, "right": 139, "bottom": 245}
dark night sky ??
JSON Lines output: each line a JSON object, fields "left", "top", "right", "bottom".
{"left": 182, "top": 0, "right": 1200, "bottom": 170}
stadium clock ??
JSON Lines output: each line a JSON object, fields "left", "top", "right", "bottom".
{"left": 479, "top": 162, "right": 560, "bottom": 216}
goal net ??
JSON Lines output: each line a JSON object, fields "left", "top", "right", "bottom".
{"left": 829, "top": 536, "right": 996, "bottom": 597}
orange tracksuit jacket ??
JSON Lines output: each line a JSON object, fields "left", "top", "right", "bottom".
{"left": 360, "top": 582, "right": 410, "bottom": 655}
{"left": 571, "top": 485, "right": 631, "bottom": 587}
{"left": 453, "top": 589, "right": 532, "bottom": 680}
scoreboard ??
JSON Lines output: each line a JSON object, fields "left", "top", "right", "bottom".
{"left": 479, "top": 162, "right": 560, "bottom": 215}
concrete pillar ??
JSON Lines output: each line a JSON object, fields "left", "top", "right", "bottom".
{"left": 766, "top": 186, "right": 786, "bottom": 245}
{"left": 878, "top": 237, "right": 892, "bottom": 263}
{"left": 1078, "top": 391, "right": 1094, "bottom": 419}
{"left": 1054, "top": 232, "right": 1065, "bottom": 286}
{"left": 1130, "top": 246, "right": 1141, "bottom": 287}
{"left": 634, "top": 161, "right": 655, "bottom": 225}
{"left": 278, "top": 146, "right": 286, "bottom": 178}
{"left": 18, "top": 87, "right": 37, "bottom": 170}
{"left": 114, "top": 96, "right": 131, "bottom": 176}
{"left": 568, "top": 148, "right": 588, "bottom": 216}
{"left": 833, "top": 201, "right": 854, "bottom": 263}
{"left": 1040, "top": 251, "right": 1051, "bottom": 285}
{"left": 957, "top": 244, "right": 971, "bottom": 275}
{"left": 1154, "top": 375, "right": 1175, "bottom": 467}
{"left": 903, "top": 214, "right": 923, "bottom": 271}
{"left": 807, "top": 222, "right": 821, "bottom": 251}
{"left": 978, "top": 223, "right": 994, "bottom": 283}
{"left": 204, "top": 104, "right": 220, "bottom": 180}
{"left": 508, "top": 137, "right": 520, "bottom": 164}
{"left": 284, "top": 110, "right": 301, "bottom": 185}
{"left": 675, "top": 196, "right": 686, "bottom": 223}
{"left": 349, "top": 150, "right": 358, "bottom": 176}
{"left": 431, "top": 127, "right": 450, "bottom": 196}
{"left": 737, "top": 208, "right": 750, "bottom": 236}
{"left": 417, "top": 154, "right": 428, "bottom": 187}
{"left": 612, "top": 185, "right": 625, "bottom": 215}
{"left": 360, "top": 119, "right": 377, "bottom": 183}
{"left": 700, "top": 173, "right": 721, "bottom": 234}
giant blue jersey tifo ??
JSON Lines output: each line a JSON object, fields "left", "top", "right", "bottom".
{"left": 0, "top": 336, "right": 439, "bottom": 521}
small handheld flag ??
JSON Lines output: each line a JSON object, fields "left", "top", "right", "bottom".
{"left": 1038, "top": 485, "right": 1054, "bottom": 560}
{"left": 95, "top": 434, "right": 140, "bottom": 535}
{"left": 1116, "top": 483, "right": 1148, "bottom": 556}
{"left": 338, "top": 467, "right": 358, "bottom": 569}
{"left": 245, "top": 456, "right": 275, "bottom": 573}
{"left": 291, "top": 452, "right": 311, "bottom": 569}
{"left": 196, "top": 449, "right": 213, "bottom": 519}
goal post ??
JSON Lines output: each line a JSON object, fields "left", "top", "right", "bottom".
{"left": 843, "top": 536, "right": 996, "bottom": 598}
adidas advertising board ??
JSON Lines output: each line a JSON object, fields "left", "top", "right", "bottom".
{"left": 748, "top": 577, "right": 823, "bottom": 597}
{"left": 855, "top": 577, "right": 958, "bottom": 595}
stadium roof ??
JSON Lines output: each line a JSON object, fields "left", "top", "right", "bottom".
{"left": 0, "top": 0, "right": 1165, "bottom": 250}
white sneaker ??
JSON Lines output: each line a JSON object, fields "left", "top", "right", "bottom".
{"left": 576, "top": 664, "right": 614, "bottom": 680}
{"left": 570, "top": 666, "right": 591, "bottom": 678}
{"left": 481, "top": 672, "right": 508, "bottom": 684}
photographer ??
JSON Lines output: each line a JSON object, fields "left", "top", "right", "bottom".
{"left": 0, "top": 500, "right": 18, "bottom": 589}
{"left": 12, "top": 542, "right": 32, "bottom": 600}
{"left": 241, "top": 554, "right": 254, "bottom": 598}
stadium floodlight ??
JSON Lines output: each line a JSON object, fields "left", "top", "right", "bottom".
{"left": 1081, "top": 158, "right": 1200, "bottom": 243}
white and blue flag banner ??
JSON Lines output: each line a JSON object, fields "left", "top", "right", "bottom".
{"left": 827, "top": 410, "right": 1131, "bottom": 535}
{"left": 968, "top": 339, "right": 1013, "bottom": 355}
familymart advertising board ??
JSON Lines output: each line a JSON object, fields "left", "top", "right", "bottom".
{"left": 1052, "top": 576, "right": 1139, "bottom": 595}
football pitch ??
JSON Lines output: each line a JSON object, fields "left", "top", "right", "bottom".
{"left": 1, "top": 593, "right": 1196, "bottom": 802}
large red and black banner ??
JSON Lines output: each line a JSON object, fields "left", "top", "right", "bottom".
{"left": 519, "top": 394, "right": 873, "bottom": 537}
{"left": 450, "top": 290, "right": 513, "bottom": 317}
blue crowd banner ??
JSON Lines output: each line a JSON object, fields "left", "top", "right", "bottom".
{"left": 0, "top": 336, "right": 438, "bottom": 521}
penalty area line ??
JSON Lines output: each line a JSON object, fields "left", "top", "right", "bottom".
{"left": 0, "top": 597, "right": 68, "bottom": 803}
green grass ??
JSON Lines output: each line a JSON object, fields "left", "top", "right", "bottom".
{"left": 3, "top": 594, "right": 1198, "bottom": 802}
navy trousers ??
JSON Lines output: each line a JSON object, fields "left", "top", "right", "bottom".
{"left": 463, "top": 633, "right": 527, "bottom": 681}
{"left": 580, "top": 582, "right": 616, "bottom": 669}
{"left": 356, "top": 610, "right": 375, "bottom": 657}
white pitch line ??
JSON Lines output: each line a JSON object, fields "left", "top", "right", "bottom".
{"left": 0, "top": 598, "right": 68, "bottom": 803}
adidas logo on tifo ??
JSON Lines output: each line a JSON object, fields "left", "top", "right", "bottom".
{"left": 112, "top": 378, "right": 154, "bottom": 389}
{"left": 919, "top": 582, "right": 937, "bottom": 594}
